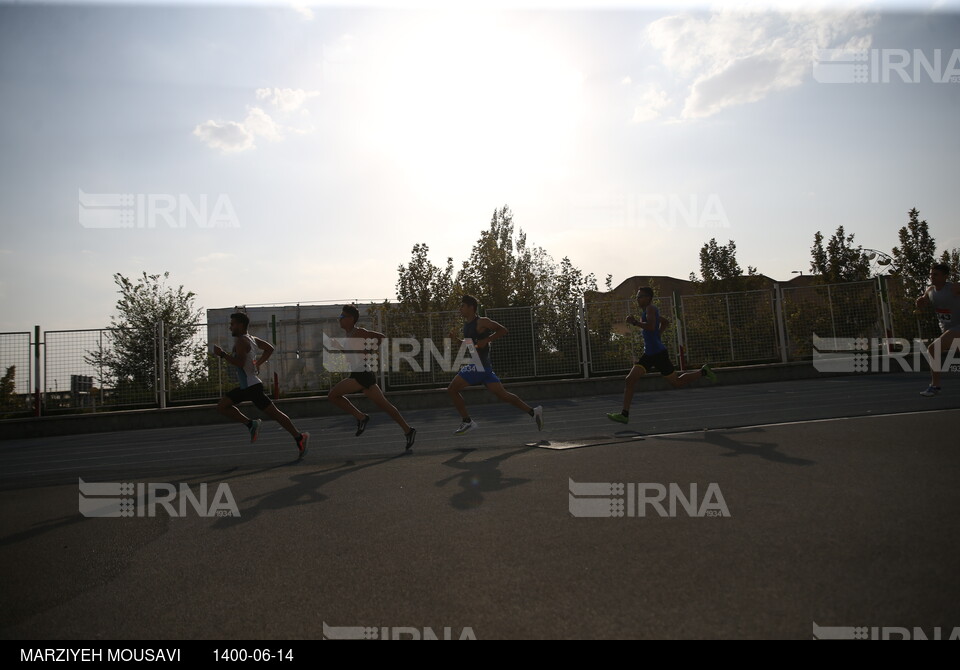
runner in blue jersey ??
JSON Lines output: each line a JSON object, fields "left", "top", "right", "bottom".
{"left": 916, "top": 263, "right": 960, "bottom": 396}
{"left": 446, "top": 294, "right": 543, "bottom": 435}
{"left": 607, "top": 287, "right": 717, "bottom": 424}
{"left": 212, "top": 312, "right": 309, "bottom": 459}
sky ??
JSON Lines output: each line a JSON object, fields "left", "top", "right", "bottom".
{"left": 0, "top": 0, "right": 958, "bottom": 332}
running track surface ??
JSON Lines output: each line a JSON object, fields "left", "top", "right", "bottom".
{"left": 1, "top": 373, "right": 958, "bottom": 639}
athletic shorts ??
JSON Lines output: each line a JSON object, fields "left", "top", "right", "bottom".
{"left": 349, "top": 372, "right": 378, "bottom": 389}
{"left": 457, "top": 364, "right": 501, "bottom": 386}
{"left": 635, "top": 350, "right": 676, "bottom": 377}
{"left": 225, "top": 383, "right": 272, "bottom": 410}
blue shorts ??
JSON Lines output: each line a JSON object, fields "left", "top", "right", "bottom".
{"left": 457, "top": 364, "right": 501, "bottom": 386}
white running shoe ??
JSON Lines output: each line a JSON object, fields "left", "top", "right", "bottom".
{"left": 920, "top": 385, "right": 941, "bottom": 397}
{"left": 533, "top": 406, "right": 544, "bottom": 431}
{"left": 454, "top": 420, "right": 478, "bottom": 435}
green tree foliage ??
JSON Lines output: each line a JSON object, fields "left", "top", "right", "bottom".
{"left": 890, "top": 209, "right": 938, "bottom": 340}
{"left": 395, "top": 243, "right": 460, "bottom": 313}
{"left": 85, "top": 272, "right": 204, "bottom": 404}
{"left": 691, "top": 239, "right": 761, "bottom": 293}
{"left": 0, "top": 365, "right": 18, "bottom": 408}
{"left": 456, "top": 206, "right": 554, "bottom": 308}
{"left": 939, "top": 248, "right": 960, "bottom": 282}
{"left": 810, "top": 226, "right": 870, "bottom": 283}
{"left": 891, "top": 208, "right": 936, "bottom": 299}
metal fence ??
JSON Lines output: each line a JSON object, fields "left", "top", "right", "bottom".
{"left": 9, "top": 276, "right": 948, "bottom": 417}
{"left": 681, "top": 290, "right": 780, "bottom": 366}
{"left": 780, "top": 280, "right": 885, "bottom": 362}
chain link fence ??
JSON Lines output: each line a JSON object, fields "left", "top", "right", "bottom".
{"left": 780, "top": 280, "right": 885, "bottom": 361}
{"left": 680, "top": 290, "right": 780, "bottom": 367}
{"left": 9, "top": 276, "right": 951, "bottom": 418}
{"left": 44, "top": 329, "right": 158, "bottom": 412}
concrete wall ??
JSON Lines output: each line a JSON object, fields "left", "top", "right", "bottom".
{"left": 1, "top": 362, "right": 851, "bottom": 441}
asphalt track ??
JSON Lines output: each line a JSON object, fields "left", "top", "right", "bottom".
{"left": 1, "top": 372, "right": 959, "bottom": 640}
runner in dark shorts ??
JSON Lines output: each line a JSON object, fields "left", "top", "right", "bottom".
{"left": 212, "top": 312, "right": 309, "bottom": 458}
{"left": 607, "top": 287, "right": 717, "bottom": 424}
{"left": 326, "top": 305, "right": 416, "bottom": 451}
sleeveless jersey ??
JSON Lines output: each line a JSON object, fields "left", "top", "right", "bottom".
{"left": 463, "top": 317, "right": 494, "bottom": 370}
{"left": 235, "top": 334, "right": 263, "bottom": 389}
{"left": 929, "top": 281, "right": 960, "bottom": 332}
{"left": 641, "top": 306, "right": 667, "bottom": 355}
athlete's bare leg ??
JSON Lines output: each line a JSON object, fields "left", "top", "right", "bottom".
{"left": 217, "top": 397, "right": 251, "bottom": 424}
{"left": 363, "top": 384, "right": 412, "bottom": 433}
{"left": 484, "top": 382, "right": 532, "bottom": 414}
{"left": 328, "top": 378, "right": 366, "bottom": 420}
{"left": 621, "top": 365, "right": 647, "bottom": 412}
{"left": 447, "top": 375, "right": 471, "bottom": 419}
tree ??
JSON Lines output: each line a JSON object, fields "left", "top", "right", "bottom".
{"left": 939, "top": 248, "right": 960, "bottom": 282}
{"left": 395, "top": 243, "right": 460, "bottom": 313}
{"left": 692, "top": 238, "right": 760, "bottom": 293}
{"left": 384, "top": 205, "right": 596, "bottom": 383}
{"left": 0, "top": 365, "right": 17, "bottom": 409}
{"left": 456, "top": 206, "right": 547, "bottom": 308}
{"left": 85, "top": 272, "right": 204, "bottom": 404}
{"left": 891, "top": 208, "right": 936, "bottom": 299}
{"left": 810, "top": 226, "right": 870, "bottom": 283}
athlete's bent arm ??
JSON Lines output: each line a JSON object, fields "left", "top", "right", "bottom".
{"left": 475, "top": 318, "right": 508, "bottom": 348}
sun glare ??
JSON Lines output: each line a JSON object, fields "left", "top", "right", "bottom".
{"left": 359, "top": 12, "right": 584, "bottom": 195}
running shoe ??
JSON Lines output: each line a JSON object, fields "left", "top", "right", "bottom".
{"left": 356, "top": 415, "right": 369, "bottom": 436}
{"left": 296, "top": 432, "right": 310, "bottom": 459}
{"left": 249, "top": 419, "right": 262, "bottom": 443}
{"left": 533, "top": 405, "right": 544, "bottom": 431}
{"left": 405, "top": 428, "right": 417, "bottom": 451}
{"left": 454, "top": 420, "right": 478, "bottom": 435}
{"left": 701, "top": 363, "right": 717, "bottom": 383}
{"left": 606, "top": 412, "right": 629, "bottom": 424}
{"left": 920, "top": 385, "right": 941, "bottom": 397}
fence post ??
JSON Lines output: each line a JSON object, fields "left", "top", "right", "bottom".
{"left": 157, "top": 322, "right": 167, "bottom": 409}
{"left": 725, "top": 294, "right": 735, "bottom": 363}
{"left": 578, "top": 299, "right": 589, "bottom": 378}
{"left": 827, "top": 284, "right": 836, "bottom": 338}
{"left": 377, "top": 308, "right": 387, "bottom": 391}
{"left": 34, "top": 325, "right": 41, "bottom": 417}
{"left": 877, "top": 275, "right": 894, "bottom": 351}
{"left": 672, "top": 292, "right": 686, "bottom": 370}
{"left": 773, "top": 284, "right": 788, "bottom": 363}
{"left": 530, "top": 307, "right": 538, "bottom": 379}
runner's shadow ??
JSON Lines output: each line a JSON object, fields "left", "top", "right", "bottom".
{"left": 657, "top": 428, "right": 816, "bottom": 466}
{"left": 435, "top": 447, "right": 533, "bottom": 510}
{"left": 212, "top": 454, "right": 404, "bottom": 527}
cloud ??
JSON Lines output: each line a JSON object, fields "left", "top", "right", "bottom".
{"left": 631, "top": 84, "right": 672, "bottom": 123}
{"left": 242, "top": 107, "right": 283, "bottom": 141}
{"left": 290, "top": 2, "right": 314, "bottom": 21}
{"left": 645, "top": 9, "right": 878, "bottom": 120}
{"left": 254, "top": 87, "right": 320, "bottom": 113}
{"left": 195, "top": 88, "right": 320, "bottom": 153}
{"left": 192, "top": 119, "right": 256, "bottom": 153}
